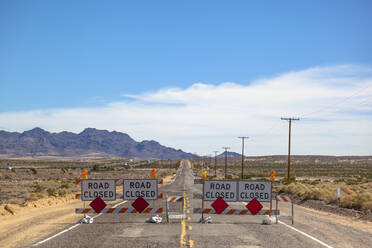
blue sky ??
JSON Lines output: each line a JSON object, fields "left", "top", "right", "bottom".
{"left": 0, "top": 1, "right": 371, "bottom": 155}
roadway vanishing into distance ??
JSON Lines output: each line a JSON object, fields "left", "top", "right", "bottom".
{"left": 34, "top": 160, "right": 372, "bottom": 248}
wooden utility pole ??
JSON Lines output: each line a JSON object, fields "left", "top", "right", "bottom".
{"left": 238, "top": 136, "right": 249, "bottom": 179}
{"left": 281, "top": 117, "right": 300, "bottom": 181}
{"left": 213, "top": 151, "right": 219, "bottom": 177}
{"left": 222, "top": 147, "right": 230, "bottom": 179}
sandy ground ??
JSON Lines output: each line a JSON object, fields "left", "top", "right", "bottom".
{"left": 0, "top": 174, "right": 176, "bottom": 248}
{"left": 0, "top": 195, "right": 82, "bottom": 248}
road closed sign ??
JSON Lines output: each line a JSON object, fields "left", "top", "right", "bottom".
{"left": 237, "top": 181, "right": 272, "bottom": 202}
{"left": 203, "top": 180, "right": 238, "bottom": 202}
{"left": 123, "top": 179, "right": 158, "bottom": 200}
{"left": 81, "top": 179, "right": 116, "bottom": 201}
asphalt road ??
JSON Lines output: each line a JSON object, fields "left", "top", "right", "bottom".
{"left": 34, "top": 160, "right": 372, "bottom": 248}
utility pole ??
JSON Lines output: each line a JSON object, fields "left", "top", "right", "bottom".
{"left": 281, "top": 117, "right": 300, "bottom": 181}
{"left": 213, "top": 151, "right": 219, "bottom": 177}
{"left": 238, "top": 136, "right": 249, "bottom": 179}
{"left": 222, "top": 147, "right": 230, "bottom": 179}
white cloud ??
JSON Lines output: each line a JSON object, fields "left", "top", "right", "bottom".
{"left": 1, "top": 64, "right": 372, "bottom": 155}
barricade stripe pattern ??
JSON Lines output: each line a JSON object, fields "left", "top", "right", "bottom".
{"left": 75, "top": 207, "right": 163, "bottom": 214}
{"left": 167, "top": 196, "right": 183, "bottom": 202}
{"left": 193, "top": 208, "right": 279, "bottom": 215}
{"left": 75, "top": 193, "right": 164, "bottom": 199}
{"left": 276, "top": 195, "right": 294, "bottom": 202}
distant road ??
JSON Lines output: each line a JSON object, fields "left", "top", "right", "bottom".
{"left": 34, "top": 160, "right": 372, "bottom": 248}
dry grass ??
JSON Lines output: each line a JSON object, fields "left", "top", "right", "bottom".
{"left": 276, "top": 182, "right": 372, "bottom": 211}
{"left": 191, "top": 158, "right": 372, "bottom": 212}
{"left": 0, "top": 158, "right": 180, "bottom": 207}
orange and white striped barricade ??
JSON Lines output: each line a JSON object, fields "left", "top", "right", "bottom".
{"left": 275, "top": 195, "right": 294, "bottom": 224}
{"left": 75, "top": 193, "right": 164, "bottom": 200}
{"left": 166, "top": 195, "right": 184, "bottom": 223}
{"left": 193, "top": 208, "right": 279, "bottom": 215}
{"left": 75, "top": 207, "right": 163, "bottom": 214}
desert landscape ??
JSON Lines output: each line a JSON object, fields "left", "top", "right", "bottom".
{"left": 191, "top": 155, "right": 372, "bottom": 221}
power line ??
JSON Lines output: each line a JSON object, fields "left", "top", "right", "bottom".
{"left": 301, "top": 82, "right": 372, "bottom": 118}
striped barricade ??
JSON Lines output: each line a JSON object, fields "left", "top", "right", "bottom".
{"left": 76, "top": 207, "right": 163, "bottom": 214}
{"left": 166, "top": 196, "right": 184, "bottom": 223}
{"left": 276, "top": 195, "right": 294, "bottom": 202}
{"left": 193, "top": 208, "right": 279, "bottom": 215}
{"left": 75, "top": 193, "right": 164, "bottom": 200}
{"left": 275, "top": 195, "right": 294, "bottom": 224}
{"left": 167, "top": 196, "right": 183, "bottom": 202}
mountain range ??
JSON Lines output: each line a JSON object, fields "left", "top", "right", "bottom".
{"left": 0, "top": 127, "right": 197, "bottom": 159}
{"left": 217, "top": 151, "right": 243, "bottom": 158}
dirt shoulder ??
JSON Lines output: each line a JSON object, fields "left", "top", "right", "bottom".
{"left": 0, "top": 194, "right": 82, "bottom": 248}
{"left": 296, "top": 198, "right": 372, "bottom": 222}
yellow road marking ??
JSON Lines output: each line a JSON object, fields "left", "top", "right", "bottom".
{"left": 189, "top": 239, "right": 194, "bottom": 247}
{"left": 180, "top": 183, "right": 187, "bottom": 247}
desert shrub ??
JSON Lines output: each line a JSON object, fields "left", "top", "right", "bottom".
{"left": 340, "top": 185, "right": 354, "bottom": 195}
{"left": 242, "top": 174, "right": 253, "bottom": 179}
{"left": 92, "top": 164, "right": 100, "bottom": 171}
{"left": 30, "top": 168, "right": 37, "bottom": 174}
{"left": 33, "top": 183, "right": 45, "bottom": 193}
{"left": 61, "top": 168, "right": 66, "bottom": 173}
{"left": 226, "top": 175, "right": 233, "bottom": 180}
{"left": 281, "top": 175, "right": 296, "bottom": 185}
{"left": 47, "top": 188, "right": 57, "bottom": 197}
{"left": 11, "top": 168, "right": 16, "bottom": 173}
{"left": 58, "top": 189, "right": 68, "bottom": 196}
{"left": 308, "top": 179, "right": 320, "bottom": 185}
{"left": 287, "top": 183, "right": 309, "bottom": 197}
{"left": 303, "top": 187, "right": 336, "bottom": 203}
{"left": 346, "top": 180, "right": 361, "bottom": 185}
{"left": 60, "top": 183, "right": 69, "bottom": 189}
{"left": 5, "top": 175, "right": 11, "bottom": 179}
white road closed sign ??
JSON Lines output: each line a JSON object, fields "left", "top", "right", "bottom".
{"left": 203, "top": 180, "right": 238, "bottom": 202}
{"left": 81, "top": 179, "right": 116, "bottom": 201}
{"left": 237, "top": 181, "right": 272, "bottom": 202}
{"left": 123, "top": 179, "right": 158, "bottom": 200}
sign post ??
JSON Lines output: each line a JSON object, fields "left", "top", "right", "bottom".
{"left": 81, "top": 170, "right": 88, "bottom": 218}
{"left": 201, "top": 170, "right": 207, "bottom": 219}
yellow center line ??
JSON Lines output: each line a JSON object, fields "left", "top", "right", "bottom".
{"left": 179, "top": 161, "right": 194, "bottom": 248}
{"left": 180, "top": 183, "right": 187, "bottom": 247}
